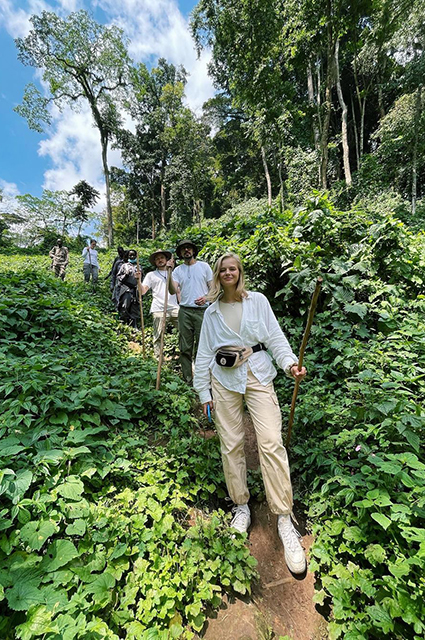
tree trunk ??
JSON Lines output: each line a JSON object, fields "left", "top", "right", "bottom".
{"left": 412, "top": 87, "right": 422, "bottom": 216}
{"left": 378, "top": 80, "right": 385, "bottom": 120}
{"left": 335, "top": 38, "right": 352, "bottom": 187}
{"left": 320, "top": 4, "right": 334, "bottom": 190}
{"left": 160, "top": 159, "right": 166, "bottom": 229}
{"left": 100, "top": 132, "right": 113, "bottom": 248}
{"left": 308, "top": 61, "right": 320, "bottom": 151}
{"left": 278, "top": 154, "right": 285, "bottom": 211}
{"left": 360, "top": 95, "right": 366, "bottom": 159}
{"left": 316, "top": 61, "right": 322, "bottom": 135}
{"left": 261, "top": 145, "right": 272, "bottom": 206}
{"left": 351, "top": 92, "right": 360, "bottom": 170}
{"left": 152, "top": 210, "right": 156, "bottom": 240}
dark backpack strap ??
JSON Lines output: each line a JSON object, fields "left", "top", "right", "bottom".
{"left": 251, "top": 343, "right": 266, "bottom": 353}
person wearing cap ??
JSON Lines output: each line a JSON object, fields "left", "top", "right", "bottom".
{"left": 49, "top": 238, "right": 69, "bottom": 280}
{"left": 167, "top": 240, "right": 213, "bottom": 384}
{"left": 141, "top": 250, "right": 179, "bottom": 358}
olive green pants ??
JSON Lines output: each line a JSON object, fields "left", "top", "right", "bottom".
{"left": 178, "top": 306, "right": 206, "bottom": 383}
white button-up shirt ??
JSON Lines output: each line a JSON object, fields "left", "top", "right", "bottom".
{"left": 193, "top": 291, "right": 298, "bottom": 404}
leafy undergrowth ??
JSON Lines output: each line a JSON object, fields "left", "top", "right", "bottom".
{"left": 2, "top": 193, "right": 425, "bottom": 639}
{"left": 0, "top": 269, "right": 257, "bottom": 639}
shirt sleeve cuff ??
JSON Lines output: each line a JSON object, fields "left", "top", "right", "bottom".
{"left": 284, "top": 360, "right": 298, "bottom": 377}
{"left": 198, "top": 389, "right": 212, "bottom": 404}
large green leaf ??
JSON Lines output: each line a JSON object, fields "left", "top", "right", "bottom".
{"left": 65, "top": 519, "right": 86, "bottom": 536}
{"left": 33, "top": 450, "right": 64, "bottom": 465}
{"left": 5, "top": 469, "right": 33, "bottom": 502}
{"left": 20, "top": 520, "right": 57, "bottom": 551}
{"left": 6, "top": 581, "right": 44, "bottom": 611}
{"left": 42, "top": 539, "right": 79, "bottom": 572}
{"left": 371, "top": 513, "right": 392, "bottom": 530}
{"left": 15, "top": 605, "right": 57, "bottom": 639}
{"left": 85, "top": 572, "right": 116, "bottom": 604}
{"left": 367, "top": 604, "right": 394, "bottom": 633}
{"left": 56, "top": 477, "right": 84, "bottom": 501}
{"left": 0, "top": 437, "right": 25, "bottom": 458}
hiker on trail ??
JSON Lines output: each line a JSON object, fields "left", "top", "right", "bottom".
{"left": 193, "top": 252, "right": 308, "bottom": 575}
{"left": 82, "top": 239, "right": 100, "bottom": 285}
{"left": 49, "top": 238, "right": 69, "bottom": 280}
{"left": 116, "top": 249, "right": 143, "bottom": 328}
{"left": 141, "top": 249, "right": 179, "bottom": 359}
{"left": 167, "top": 239, "right": 213, "bottom": 384}
{"left": 106, "top": 246, "right": 125, "bottom": 307}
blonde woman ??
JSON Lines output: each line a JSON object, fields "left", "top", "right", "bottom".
{"left": 193, "top": 253, "right": 307, "bottom": 574}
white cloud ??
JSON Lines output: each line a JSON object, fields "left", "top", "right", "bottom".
{"left": 56, "top": 0, "right": 82, "bottom": 10}
{"left": 0, "top": 0, "right": 81, "bottom": 38}
{"left": 0, "top": 0, "right": 32, "bottom": 37}
{"left": 38, "top": 103, "right": 119, "bottom": 211}
{"left": 0, "top": 178, "right": 20, "bottom": 198}
{"left": 93, "top": 0, "right": 214, "bottom": 112}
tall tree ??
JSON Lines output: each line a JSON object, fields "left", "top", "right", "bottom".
{"left": 69, "top": 180, "right": 100, "bottom": 237}
{"left": 115, "top": 59, "right": 198, "bottom": 236}
{"left": 15, "top": 10, "right": 131, "bottom": 247}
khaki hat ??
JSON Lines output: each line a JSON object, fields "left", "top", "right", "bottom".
{"left": 149, "top": 249, "right": 172, "bottom": 267}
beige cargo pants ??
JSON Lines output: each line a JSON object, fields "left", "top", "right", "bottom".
{"left": 211, "top": 369, "right": 293, "bottom": 515}
{"left": 152, "top": 310, "right": 179, "bottom": 358}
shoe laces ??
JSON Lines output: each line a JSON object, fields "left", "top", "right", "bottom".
{"left": 231, "top": 505, "right": 250, "bottom": 528}
{"left": 279, "top": 518, "right": 302, "bottom": 552}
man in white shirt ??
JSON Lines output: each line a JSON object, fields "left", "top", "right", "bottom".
{"left": 168, "top": 239, "right": 213, "bottom": 384}
{"left": 82, "top": 239, "right": 100, "bottom": 285}
{"left": 141, "top": 249, "right": 179, "bottom": 359}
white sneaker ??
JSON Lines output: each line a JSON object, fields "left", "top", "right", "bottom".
{"left": 230, "top": 504, "right": 251, "bottom": 534}
{"left": 277, "top": 515, "right": 306, "bottom": 574}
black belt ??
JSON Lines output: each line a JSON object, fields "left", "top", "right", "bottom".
{"left": 252, "top": 343, "right": 267, "bottom": 353}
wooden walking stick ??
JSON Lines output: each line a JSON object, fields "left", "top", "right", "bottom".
{"left": 286, "top": 277, "right": 323, "bottom": 449}
{"left": 156, "top": 265, "right": 172, "bottom": 390}
{"left": 136, "top": 253, "right": 146, "bottom": 358}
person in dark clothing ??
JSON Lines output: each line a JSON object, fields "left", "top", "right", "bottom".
{"left": 106, "top": 246, "right": 125, "bottom": 307}
{"left": 116, "top": 250, "right": 143, "bottom": 327}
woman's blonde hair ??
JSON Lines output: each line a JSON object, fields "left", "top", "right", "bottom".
{"left": 207, "top": 252, "right": 248, "bottom": 302}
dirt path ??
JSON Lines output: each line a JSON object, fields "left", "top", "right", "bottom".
{"left": 200, "top": 414, "right": 328, "bottom": 640}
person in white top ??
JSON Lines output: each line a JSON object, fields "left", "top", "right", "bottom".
{"left": 193, "top": 252, "right": 308, "bottom": 575}
{"left": 82, "top": 239, "right": 100, "bottom": 285}
{"left": 141, "top": 249, "right": 179, "bottom": 359}
{"left": 167, "top": 240, "right": 213, "bottom": 384}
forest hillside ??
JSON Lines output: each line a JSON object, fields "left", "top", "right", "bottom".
{"left": 1, "top": 195, "right": 424, "bottom": 639}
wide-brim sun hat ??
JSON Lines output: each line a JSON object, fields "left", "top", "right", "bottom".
{"left": 175, "top": 240, "right": 199, "bottom": 258}
{"left": 149, "top": 249, "right": 172, "bottom": 267}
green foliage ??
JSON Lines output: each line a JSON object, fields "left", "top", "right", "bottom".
{"left": 0, "top": 261, "right": 257, "bottom": 638}
{"left": 2, "top": 193, "right": 425, "bottom": 638}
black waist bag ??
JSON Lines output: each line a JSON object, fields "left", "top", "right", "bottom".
{"left": 215, "top": 343, "right": 266, "bottom": 368}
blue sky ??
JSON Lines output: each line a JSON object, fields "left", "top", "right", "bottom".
{"left": 0, "top": 0, "right": 213, "bottom": 235}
